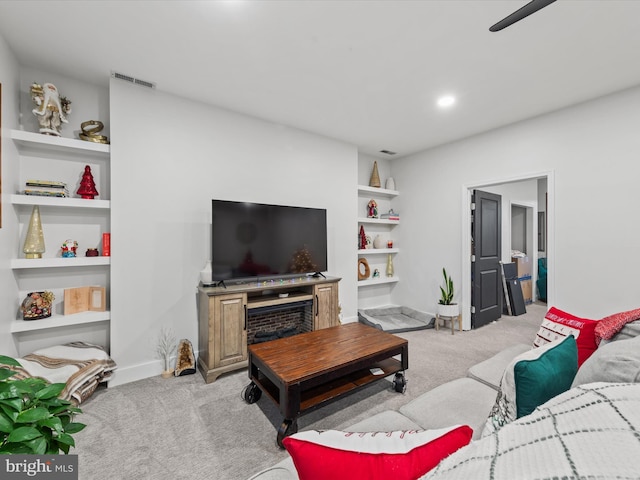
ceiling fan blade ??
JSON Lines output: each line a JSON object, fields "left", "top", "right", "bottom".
{"left": 489, "top": 0, "right": 557, "bottom": 32}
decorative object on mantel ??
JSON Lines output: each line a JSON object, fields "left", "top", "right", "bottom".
{"left": 30, "top": 82, "right": 71, "bottom": 136}
{"left": 156, "top": 327, "right": 177, "bottom": 379}
{"left": 174, "top": 339, "right": 196, "bottom": 377}
{"left": 61, "top": 239, "right": 78, "bottom": 257}
{"left": 77, "top": 165, "right": 99, "bottom": 199}
{"left": 85, "top": 248, "right": 99, "bottom": 257}
{"left": 23, "top": 205, "right": 45, "bottom": 259}
{"left": 385, "top": 177, "right": 396, "bottom": 190}
{"left": 372, "top": 268, "right": 380, "bottom": 278}
{"left": 367, "top": 199, "right": 378, "bottom": 218}
{"left": 21, "top": 291, "right": 55, "bottom": 320}
{"left": 387, "top": 240, "right": 394, "bottom": 248}
{"left": 358, "top": 258, "right": 370, "bottom": 280}
{"left": 369, "top": 161, "right": 381, "bottom": 187}
{"left": 386, "top": 254, "right": 394, "bottom": 277}
{"left": 79, "top": 120, "right": 109, "bottom": 144}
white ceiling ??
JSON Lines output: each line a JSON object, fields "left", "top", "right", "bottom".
{"left": 1, "top": 0, "right": 640, "bottom": 158}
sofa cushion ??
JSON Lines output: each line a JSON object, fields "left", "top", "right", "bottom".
{"left": 346, "top": 409, "right": 422, "bottom": 432}
{"left": 282, "top": 426, "right": 472, "bottom": 480}
{"left": 483, "top": 335, "right": 578, "bottom": 436}
{"left": 466, "top": 343, "right": 531, "bottom": 390}
{"left": 533, "top": 306, "right": 598, "bottom": 366}
{"left": 399, "top": 377, "right": 497, "bottom": 439}
{"left": 572, "top": 335, "right": 640, "bottom": 387}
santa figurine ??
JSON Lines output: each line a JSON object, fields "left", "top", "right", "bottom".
{"left": 61, "top": 239, "right": 78, "bottom": 258}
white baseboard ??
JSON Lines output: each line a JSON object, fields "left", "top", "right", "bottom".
{"left": 108, "top": 350, "right": 201, "bottom": 387}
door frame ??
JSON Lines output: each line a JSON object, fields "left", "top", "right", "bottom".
{"left": 461, "top": 170, "right": 555, "bottom": 330}
{"left": 510, "top": 200, "right": 537, "bottom": 303}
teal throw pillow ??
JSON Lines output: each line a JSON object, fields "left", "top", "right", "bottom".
{"left": 483, "top": 335, "right": 578, "bottom": 437}
{"left": 514, "top": 335, "right": 578, "bottom": 418}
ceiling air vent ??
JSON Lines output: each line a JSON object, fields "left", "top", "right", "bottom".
{"left": 379, "top": 150, "right": 397, "bottom": 156}
{"left": 111, "top": 71, "right": 156, "bottom": 89}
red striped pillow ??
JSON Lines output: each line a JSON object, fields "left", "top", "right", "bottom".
{"left": 533, "top": 307, "right": 598, "bottom": 366}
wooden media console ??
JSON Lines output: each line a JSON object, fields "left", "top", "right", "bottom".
{"left": 197, "top": 276, "right": 340, "bottom": 383}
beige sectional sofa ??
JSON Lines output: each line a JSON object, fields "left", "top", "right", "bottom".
{"left": 249, "top": 324, "right": 640, "bottom": 480}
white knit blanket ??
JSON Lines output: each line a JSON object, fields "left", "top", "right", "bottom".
{"left": 423, "top": 382, "right": 640, "bottom": 480}
{"left": 7, "top": 342, "right": 117, "bottom": 405}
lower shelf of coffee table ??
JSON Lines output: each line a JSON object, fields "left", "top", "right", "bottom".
{"left": 255, "top": 357, "right": 402, "bottom": 414}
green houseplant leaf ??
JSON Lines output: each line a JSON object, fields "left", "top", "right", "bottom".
{"left": 0, "top": 356, "right": 85, "bottom": 454}
{"left": 438, "top": 268, "right": 455, "bottom": 305}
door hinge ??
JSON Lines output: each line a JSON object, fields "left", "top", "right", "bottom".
{"left": 471, "top": 203, "right": 476, "bottom": 211}
{"left": 471, "top": 306, "right": 476, "bottom": 314}
{"left": 471, "top": 255, "right": 475, "bottom": 262}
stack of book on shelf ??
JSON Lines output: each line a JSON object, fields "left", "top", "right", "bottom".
{"left": 23, "top": 180, "right": 69, "bottom": 198}
{"left": 380, "top": 210, "right": 400, "bottom": 221}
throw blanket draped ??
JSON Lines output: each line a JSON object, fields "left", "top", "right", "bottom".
{"left": 423, "top": 382, "right": 640, "bottom": 480}
{"left": 5, "top": 342, "right": 117, "bottom": 405}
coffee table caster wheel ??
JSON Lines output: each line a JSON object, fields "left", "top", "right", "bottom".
{"left": 277, "top": 419, "right": 298, "bottom": 448}
{"left": 242, "top": 383, "right": 262, "bottom": 404}
{"left": 393, "top": 372, "right": 406, "bottom": 393}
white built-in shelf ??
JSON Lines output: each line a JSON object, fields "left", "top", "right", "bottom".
{"left": 357, "top": 276, "right": 399, "bottom": 287}
{"left": 11, "top": 194, "right": 110, "bottom": 209}
{"left": 358, "top": 248, "right": 399, "bottom": 255}
{"left": 358, "top": 217, "right": 400, "bottom": 225}
{"left": 11, "top": 257, "right": 110, "bottom": 269}
{"left": 10, "top": 311, "right": 110, "bottom": 333}
{"left": 357, "top": 185, "right": 399, "bottom": 198}
{"left": 10, "top": 129, "right": 110, "bottom": 156}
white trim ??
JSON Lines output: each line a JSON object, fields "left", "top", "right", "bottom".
{"left": 461, "top": 170, "right": 554, "bottom": 330}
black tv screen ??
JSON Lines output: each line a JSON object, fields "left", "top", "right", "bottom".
{"left": 211, "top": 200, "right": 328, "bottom": 283}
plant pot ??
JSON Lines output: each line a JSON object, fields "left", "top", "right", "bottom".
{"left": 437, "top": 303, "right": 460, "bottom": 318}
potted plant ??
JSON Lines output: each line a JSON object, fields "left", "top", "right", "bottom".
{"left": 437, "top": 268, "right": 460, "bottom": 317}
{"left": 0, "top": 355, "right": 85, "bottom": 454}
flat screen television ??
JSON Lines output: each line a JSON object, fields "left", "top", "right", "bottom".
{"left": 211, "top": 199, "right": 328, "bottom": 284}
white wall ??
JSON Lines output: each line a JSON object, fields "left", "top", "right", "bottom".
{"left": 0, "top": 35, "right": 21, "bottom": 356}
{"left": 109, "top": 80, "right": 357, "bottom": 385}
{"left": 391, "top": 85, "right": 640, "bottom": 322}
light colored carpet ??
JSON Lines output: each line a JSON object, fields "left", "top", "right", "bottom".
{"left": 74, "top": 303, "right": 546, "bottom": 480}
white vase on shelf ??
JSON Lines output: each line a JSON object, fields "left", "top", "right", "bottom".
{"left": 385, "top": 177, "right": 396, "bottom": 190}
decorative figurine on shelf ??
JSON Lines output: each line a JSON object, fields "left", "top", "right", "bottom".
{"left": 373, "top": 268, "right": 380, "bottom": 278}
{"left": 367, "top": 199, "right": 378, "bottom": 218}
{"left": 61, "top": 239, "right": 78, "bottom": 257}
{"left": 23, "top": 205, "right": 46, "bottom": 259}
{"left": 369, "top": 161, "right": 381, "bottom": 188}
{"left": 79, "top": 120, "right": 109, "bottom": 144}
{"left": 77, "top": 165, "right": 99, "bottom": 199}
{"left": 21, "top": 291, "right": 55, "bottom": 320}
{"left": 359, "top": 225, "right": 367, "bottom": 250}
{"left": 30, "top": 82, "right": 71, "bottom": 136}
{"left": 85, "top": 248, "right": 99, "bottom": 257}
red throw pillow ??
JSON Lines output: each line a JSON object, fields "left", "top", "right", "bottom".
{"left": 533, "top": 307, "right": 598, "bottom": 366}
{"left": 595, "top": 307, "right": 640, "bottom": 342}
{"left": 282, "top": 426, "right": 473, "bottom": 480}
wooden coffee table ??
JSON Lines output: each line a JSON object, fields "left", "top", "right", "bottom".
{"left": 243, "top": 323, "right": 408, "bottom": 447}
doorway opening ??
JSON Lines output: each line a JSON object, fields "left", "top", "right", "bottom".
{"left": 461, "top": 171, "right": 553, "bottom": 330}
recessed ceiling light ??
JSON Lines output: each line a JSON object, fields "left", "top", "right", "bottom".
{"left": 437, "top": 95, "right": 456, "bottom": 109}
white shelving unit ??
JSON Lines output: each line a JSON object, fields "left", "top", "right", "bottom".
{"left": 357, "top": 185, "right": 400, "bottom": 308}
{"left": 10, "top": 129, "right": 111, "bottom": 352}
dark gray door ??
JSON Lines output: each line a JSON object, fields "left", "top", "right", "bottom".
{"left": 471, "top": 190, "right": 502, "bottom": 329}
